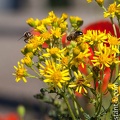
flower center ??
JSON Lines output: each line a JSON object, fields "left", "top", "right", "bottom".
{"left": 99, "top": 54, "right": 110, "bottom": 63}
{"left": 51, "top": 71, "right": 62, "bottom": 83}
{"left": 17, "top": 68, "right": 26, "bottom": 78}
{"left": 61, "top": 57, "right": 68, "bottom": 65}
{"left": 49, "top": 47, "right": 59, "bottom": 55}
{"left": 76, "top": 78, "right": 85, "bottom": 86}
{"left": 108, "top": 36, "right": 119, "bottom": 45}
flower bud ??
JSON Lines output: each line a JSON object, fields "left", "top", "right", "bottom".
{"left": 17, "top": 105, "right": 26, "bottom": 118}
{"left": 96, "top": 0, "right": 104, "bottom": 6}
{"left": 73, "top": 47, "right": 80, "bottom": 56}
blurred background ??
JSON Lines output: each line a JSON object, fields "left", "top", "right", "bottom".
{"left": 0, "top": 0, "right": 111, "bottom": 119}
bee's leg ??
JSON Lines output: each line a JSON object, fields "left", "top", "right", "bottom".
{"left": 24, "top": 39, "right": 28, "bottom": 43}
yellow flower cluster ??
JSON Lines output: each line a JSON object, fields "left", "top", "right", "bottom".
{"left": 13, "top": 1, "right": 120, "bottom": 119}
{"left": 104, "top": 2, "right": 120, "bottom": 18}
{"left": 13, "top": 10, "right": 120, "bottom": 95}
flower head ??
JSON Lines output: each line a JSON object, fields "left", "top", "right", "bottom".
{"left": 43, "top": 47, "right": 66, "bottom": 58}
{"left": 69, "top": 71, "right": 93, "bottom": 94}
{"left": 104, "top": 2, "right": 120, "bottom": 18}
{"left": 91, "top": 44, "right": 120, "bottom": 69}
{"left": 21, "top": 56, "right": 33, "bottom": 67}
{"left": 40, "top": 60, "right": 70, "bottom": 88}
{"left": 70, "top": 48, "right": 91, "bottom": 68}
{"left": 69, "top": 16, "right": 83, "bottom": 28}
{"left": 82, "top": 30, "right": 107, "bottom": 45}
{"left": 13, "top": 62, "right": 28, "bottom": 82}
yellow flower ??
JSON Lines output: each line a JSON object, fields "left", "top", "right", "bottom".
{"left": 40, "top": 61, "right": 70, "bottom": 88}
{"left": 83, "top": 30, "right": 107, "bottom": 45}
{"left": 59, "top": 22, "right": 68, "bottom": 32}
{"left": 27, "top": 36, "right": 44, "bottom": 51}
{"left": 39, "top": 60, "right": 55, "bottom": 76}
{"left": 69, "top": 71, "right": 93, "bottom": 93}
{"left": 43, "top": 47, "right": 66, "bottom": 58}
{"left": 21, "top": 36, "right": 44, "bottom": 55}
{"left": 108, "top": 34, "right": 120, "bottom": 45}
{"left": 104, "top": 2, "right": 120, "bottom": 18}
{"left": 61, "top": 56, "right": 69, "bottom": 66}
{"left": 48, "top": 11, "right": 59, "bottom": 26}
{"left": 26, "top": 18, "right": 41, "bottom": 27}
{"left": 13, "top": 62, "right": 28, "bottom": 82}
{"left": 36, "top": 24, "right": 47, "bottom": 33}
{"left": 48, "top": 11, "right": 56, "bottom": 19}
{"left": 42, "top": 18, "right": 52, "bottom": 26}
{"left": 71, "top": 49, "right": 91, "bottom": 68}
{"left": 91, "top": 44, "right": 120, "bottom": 69}
{"left": 40, "top": 31, "right": 52, "bottom": 41}
{"left": 69, "top": 16, "right": 83, "bottom": 28}
{"left": 108, "top": 83, "right": 116, "bottom": 91}
{"left": 107, "top": 34, "right": 120, "bottom": 53}
{"left": 25, "top": 52, "right": 34, "bottom": 58}
{"left": 111, "top": 96, "right": 118, "bottom": 104}
{"left": 96, "top": 0, "right": 104, "bottom": 5}
{"left": 87, "top": 0, "right": 93, "bottom": 3}
{"left": 21, "top": 56, "right": 33, "bottom": 67}
{"left": 26, "top": 18, "right": 35, "bottom": 27}
{"left": 60, "top": 13, "right": 68, "bottom": 21}
{"left": 51, "top": 27, "right": 62, "bottom": 38}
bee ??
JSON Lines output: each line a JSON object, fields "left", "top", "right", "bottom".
{"left": 67, "top": 30, "right": 83, "bottom": 41}
{"left": 19, "top": 31, "right": 33, "bottom": 43}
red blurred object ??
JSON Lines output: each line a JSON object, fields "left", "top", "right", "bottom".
{"left": 0, "top": 113, "right": 19, "bottom": 120}
{"left": 6, "top": 113, "right": 19, "bottom": 120}
{"left": 82, "top": 20, "right": 120, "bottom": 37}
{"left": 101, "top": 67, "right": 111, "bottom": 93}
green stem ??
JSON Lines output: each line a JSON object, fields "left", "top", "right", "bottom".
{"left": 63, "top": 93, "right": 76, "bottom": 120}
{"left": 30, "top": 67, "right": 41, "bottom": 78}
{"left": 73, "top": 100, "right": 79, "bottom": 117}
{"left": 68, "top": 88, "right": 87, "bottom": 119}
{"left": 95, "top": 67, "right": 104, "bottom": 117}
{"left": 96, "top": 93, "right": 102, "bottom": 116}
